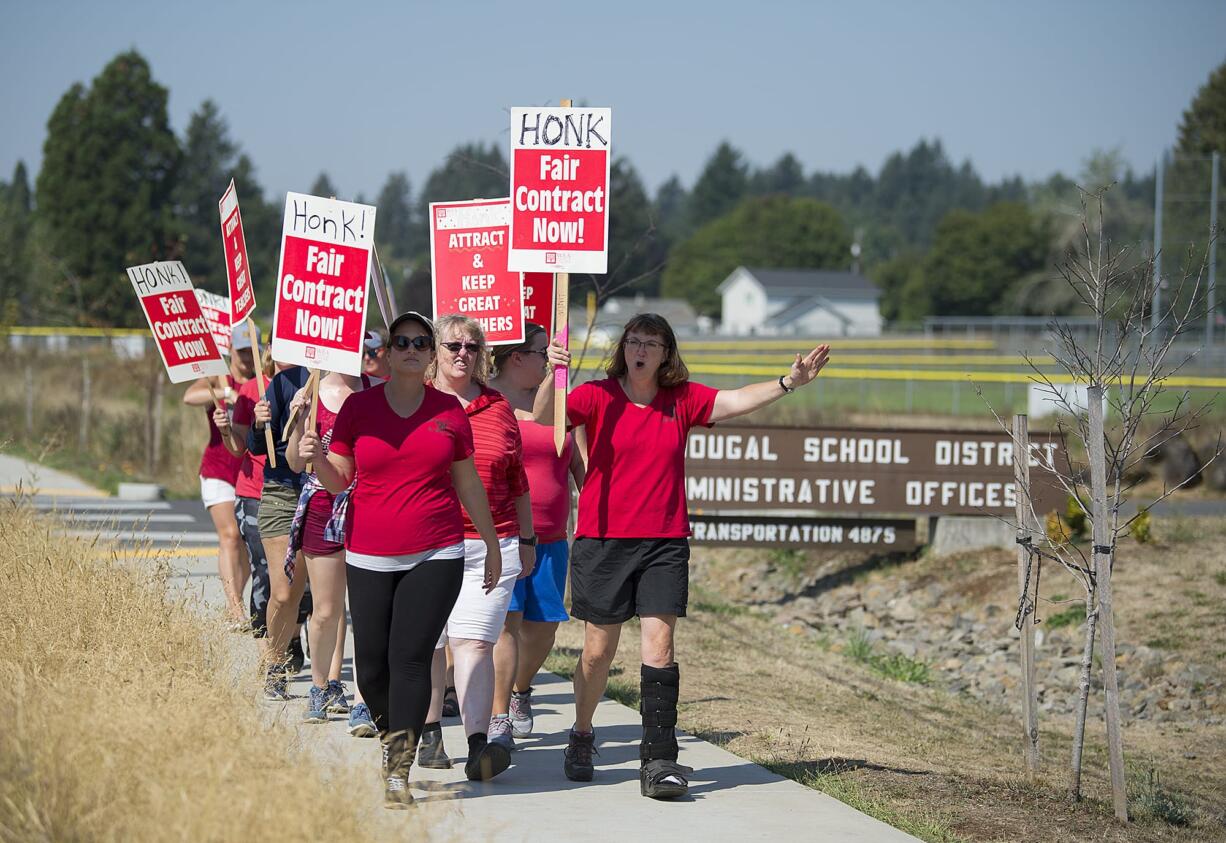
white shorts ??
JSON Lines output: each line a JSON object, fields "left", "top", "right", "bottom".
{"left": 438, "top": 537, "right": 521, "bottom": 646}
{"left": 200, "top": 476, "right": 237, "bottom": 509}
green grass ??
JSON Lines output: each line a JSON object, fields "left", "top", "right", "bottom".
{"left": 844, "top": 628, "right": 932, "bottom": 684}
{"left": 1128, "top": 760, "right": 1194, "bottom": 826}
{"left": 1214, "top": 571, "right": 1226, "bottom": 587}
{"left": 542, "top": 646, "right": 640, "bottom": 709}
{"left": 763, "top": 762, "right": 969, "bottom": 843}
{"left": 1043, "top": 604, "right": 1086, "bottom": 629}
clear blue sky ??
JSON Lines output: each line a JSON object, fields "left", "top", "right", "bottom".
{"left": 3, "top": 1, "right": 1224, "bottom": 201}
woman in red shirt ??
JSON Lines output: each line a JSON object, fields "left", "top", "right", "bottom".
{"left": 425, "top": 314, "right": 535, "bottom": 782}
{"left": 184, "top": 324, "right": 253, "bottom": 628}
{"left": 540, "top": 313, "right": 829, "bottom": 799}
{"left": 488, "top": 324, "right": 585, "bottom": 745}
{"left": 304, "top": 311, "right": 501, "bottom": 809}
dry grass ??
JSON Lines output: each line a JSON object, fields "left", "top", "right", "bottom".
{"left": 0, "top": 500, "right": 404, "bottom": 842}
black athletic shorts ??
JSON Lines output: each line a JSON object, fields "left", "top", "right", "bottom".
{"left": 569, "top": 538, "right": 690, "bottom": 625}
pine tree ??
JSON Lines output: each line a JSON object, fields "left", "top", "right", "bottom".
{"left": 687, "top": 141, "right": 748, "bottom": 231}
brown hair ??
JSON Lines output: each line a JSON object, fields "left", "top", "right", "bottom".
{"left": 426, "top": 313, "right": 491, "bottom": 384}
{"left": 605, "top": 313, "right": 689, "bottom": 387}
{"left": 491, "top": 322, "right": 547, "bottom": 376}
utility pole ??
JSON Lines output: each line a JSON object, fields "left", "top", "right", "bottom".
{"left": 1152, "top": 150, "right": 1166, "bottom": 333}
{"left": 1208, "top": 151, "right": 1219, "bottom": 347}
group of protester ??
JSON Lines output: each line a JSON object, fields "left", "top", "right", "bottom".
{"left": 188, "top": 310, "right": 829, "bottom": 808}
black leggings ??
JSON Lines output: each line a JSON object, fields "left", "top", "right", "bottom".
{"left": 346, "top": 559, "right": 463, "bottom": 739}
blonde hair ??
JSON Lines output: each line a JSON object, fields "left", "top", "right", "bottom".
{"left": 426, "top": 314, "right": 491, "bottom": 384}
{"left": 260, "top": 346, "right": 275, "bottom": 379}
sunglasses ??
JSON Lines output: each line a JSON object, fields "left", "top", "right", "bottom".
{"left": 391, "top": 335, "right": 432, "bottom": 351}
{"left": 441, "top": 341, "right": 482, "bottom": 354}
{"left": 364, "top": 348, "right": 380, "bottom": 358}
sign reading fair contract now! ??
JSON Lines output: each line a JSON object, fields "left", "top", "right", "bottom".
{"left": 508, "top": 106, "right": 611, "bottom": 274}
{"left": 685, "top": 425, "right": 1070, "bottom": 517}
{"left": 127, "top": 261, "right": 228, "bottom": 383}
{"left": 271, "top": 192, "right": 376, "bottom": 376}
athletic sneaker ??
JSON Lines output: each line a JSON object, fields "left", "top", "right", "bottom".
{"left": 441, "top": 686, "right": 460, "bottom": 718}
{"left": 488, "top": 714, "right": 515, "bottom": 751}
{"left": 325, "top": 680, "right": 350, "bottom": 714}
{"left": 509, "top": 688, "right": 533, "bottom": 738}
{"left": 286, "top": 635, "right": 305, "bottom": 676}
{"left": 564, "top": 729, "right": 597, "bottom": 782}
{"left": 303, "top": 685, "right": 328, "bottom": 723}
{"left": 263, "top": 665, "right": 290, "bottom": 702}
{"left": 348, "top": 703, "right": 377, "bottom": 738}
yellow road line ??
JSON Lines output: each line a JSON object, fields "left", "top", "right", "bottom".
{"left": 1, "top": 486, "right": 111, "bottom": 497}
{"left": 677, "top": 353, "right": 1059, "bottom": 366}
{"left": 1, "top": 326, "right": 147, "bottom": 337}
{"left": 87, "top": 546, "right": 220, "bottom": 559}
{"left": 680, "top": 338, "right": 997, "bottom": 350}
{"left": 685, "top": 363, "right": 1226, "bottom": 388}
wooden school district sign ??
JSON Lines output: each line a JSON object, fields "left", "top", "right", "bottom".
{"left": 685, "top": 425, "right": 1069, "bottom": 548}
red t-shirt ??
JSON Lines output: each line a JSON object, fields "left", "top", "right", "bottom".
{"left": 567, "top": 378, "right": 718, "bottom": 539}
{"left": 458, "top": 386, "right": 529, "bottom": 539}
{"left": 199, "top": 374, "right": 244, "bottom": 484}
{"left": 231, "top": 376, "right": 266, "bottom": 499}
{"left": 519, "top": 419, "right": 572, "bottom": 543}
{"left": 328, "top": 384, "right": 474, "bottom": 555}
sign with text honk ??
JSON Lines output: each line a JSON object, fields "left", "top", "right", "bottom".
{"left": 508, "top": 106, "right": 611, "bottom": 274}
{"left": 271, "top": 192, "right": 376, "bottom": 376}
{"left": 195, "top": 289, "right": 232, "bottom": 355}
{"left": 430, "top": 198, "right": 524, "bottom": 345}
{"left": 218, "top": 180, "right": 256, "bottom": 324}
{"left": 127, "top": 261, "right": 228, "bottom": 383}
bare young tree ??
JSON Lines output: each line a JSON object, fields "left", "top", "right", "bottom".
{"left": 993, "top": 188, "right": 1220, "bottom": 821}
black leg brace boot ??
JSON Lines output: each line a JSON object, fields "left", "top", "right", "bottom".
{"left": 416, "top": 721, "right": 452, "bottom": 769}
{"left": 382, "top": 730, "right": 417, "bottom": 809}
{"left": 639, "top": 663, "right": 693, "bottom": 799}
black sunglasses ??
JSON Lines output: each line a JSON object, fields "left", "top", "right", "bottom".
{"left": 441, "top": 341, "right": 482, "bottom": 354}
{"left": 364, "top": 348, "right": 380, "bottom": 358}
{"left": 391, "top": 335, "right": 432, "bottom": 351}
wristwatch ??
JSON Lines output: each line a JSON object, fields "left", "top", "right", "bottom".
{"left": 778, "top": 375, "right": 795, "bottom": 394}
{"left": 519, "top": 535, "right": 538, "bottom": 547}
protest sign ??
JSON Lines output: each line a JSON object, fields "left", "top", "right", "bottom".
{"left": 521, "top": 271, "right": 555, "bottom": 337}
{"left": 430, "top": 198, "right": 524, "bottom": 345}
{"left": 127, "top": 261, "right": 228, "bottom": 384}
{"left": 218, "top": 180, "right": 256, "bottom": 324}
{"left": 271, "top": 192, "right": 376, "bottom": 376}
{"left": 508, "top": 106, "right": 611, "bottom": 274}
{"left": 194, "top": 289, "right": 232, "bottom": 355}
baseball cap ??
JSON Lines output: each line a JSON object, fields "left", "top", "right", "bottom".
{"left": 364, "top": 329, "right": 387, "bottom": 351}
{"left": 231, "top": 322, "right": 259, "bottom": 351}
{"left": 386, "top": 311, "right": 434, "bottom": 343}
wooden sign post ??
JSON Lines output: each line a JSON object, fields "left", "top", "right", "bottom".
{"left": 305, "top": 369, "right": 321, "bottom": 474}
{"left": 248, "top": 320, "right": 276, "bottom": 467}
{"left": 551, "top": 97, "right": 573, "bottom": 455}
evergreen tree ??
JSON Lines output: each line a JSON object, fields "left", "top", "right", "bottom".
{"left": 35, "top": 51, "right": 180, "bottom": 325}
{"left": 310, "top": 172, "right": 338, "bottom": 198}
{"left": 0, "top": 161, "right": 33, "bottom": 322}
{"left": 412, "top": 142, "right": 509, "bottom": 261}
{"left": 578, "top": 158, "right": 659, "bottom": 300}
{"left": 174, "top": 100, "right": 238, "bottom": 293}
{"left": 750, "top": 152, "right": 805, "bottom": 196}
{"left": 687, "top": 141, "right": 748, "bottom": 231}
{"left": 1176, "top": 60, "right": 1226, "bottom": 157}
{"left": 375, "top": 171, "right": 415, "bottom": 260}
{"left": 662, "top": 196, "right": 851, "bottom": 316}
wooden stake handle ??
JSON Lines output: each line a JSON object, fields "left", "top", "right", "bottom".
{"left": 247, "top": 320, "right": 276, "bottom": 468}
{"left": 552, "top": 97, "right": 573, "bottom": 457}
{"left": 306, "top": 369, "right": 321, "bottom": 474}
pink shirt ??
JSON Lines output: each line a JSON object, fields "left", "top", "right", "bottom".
{"left": 519, "top": 419, "right": 573, "bottom": 543}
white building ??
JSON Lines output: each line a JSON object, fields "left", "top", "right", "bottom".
{"left": 717, "top": 266, "right": 883, "bottom": 337}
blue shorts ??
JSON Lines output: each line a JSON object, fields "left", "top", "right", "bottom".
{"left": 509, "top": 539, "right": 569, "bottom": 622}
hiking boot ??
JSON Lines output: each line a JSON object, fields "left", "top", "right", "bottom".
{"left": 563, "top": 729, "right": 597, "bottom": 782}
{"left": 441, "top": 685, "right": 460, "bottom": 718}
{"left": 509, "top": 688, "right": 533, "bottom": 737}
{"left": 464, "top": 734, "right": 511, "bottom": 782}
{"left": 303, "top": 685, "right": 328, "bottom": 723}
{"left": 347, "top": 703, "right": 376, "bottom": 738}
{"left": 325, "top": 680, "right": 350, "bottom": 714}
{"left": 416, "top": 723, "right": 452, "bottom": 769}
{"left": 263, "top": 664, "right": 290, "bottom": 702}
{"left": 488, "top": 714, "right": 515, "bottom": 751}
{"left": 382, "top": 730, "right": 416, "bottom": 810}
{"left": 286, "top": 635, "right": 305, "bottom": 676}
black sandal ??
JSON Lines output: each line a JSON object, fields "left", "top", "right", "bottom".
{"left": 640, "top": 759, "right": 693, "bottom": 799}
{"left": 441, "top": 686, "right": 460, "bottom": 718}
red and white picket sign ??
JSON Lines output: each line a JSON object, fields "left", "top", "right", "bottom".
{"left": 521, "top": 271, "right": 556, "bottom": 337}
{"left": 194, "top": 289, "right": 232, "bottom": 355}
{"left": 127, "top": 261, "right": 228, "bottom": 383}
{"left": 218, "top": 180, "right": 256, "bottom": 325}
{"left": 508, "top": 106, "right": 612, "bottom": 274}
{"left": 271, "top": 192, "right": 377, "bottom": 376}
{"left": 430, "top": 198, "right": 524, "bottom": 345}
